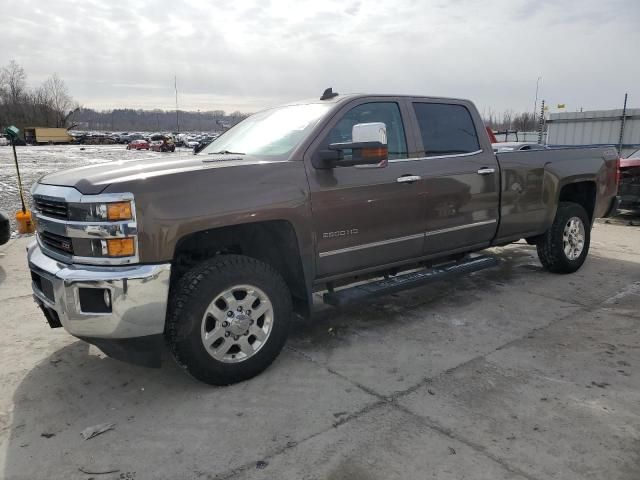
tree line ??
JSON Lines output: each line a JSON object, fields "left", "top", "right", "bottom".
{"left": 71, "top": 108, "right": 249, "bottom": 133}
{"left": 0, "top": 60, "right": 248, "bottom": 134}
{"left": 0, "top": 60, "right": 77, "bottom": 133}
{"left": 483, "top": 110, "right": 539, "bottom": 132}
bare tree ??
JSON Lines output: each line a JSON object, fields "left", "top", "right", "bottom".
{"left": 0, "top": 60, "right": 28, "bottom": 128}
{"left": 42, "top": 73, "right": 73, "bottom": 127}
{"left": 0, "top": 60, "right": 27, "bottom": 103}
{"left": 512, "top": 112, "right": 535, "bottom": 131}
{"left": 484, "top": 110, "right": 537, "bottom": 132}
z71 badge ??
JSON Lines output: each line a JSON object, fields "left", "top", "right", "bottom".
{"left": 322, "top": 228, "right": 359, "bottom": 239}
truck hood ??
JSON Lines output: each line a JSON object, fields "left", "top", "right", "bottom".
{"left": 39, "top": 154, "right": 282, "bottom": 194}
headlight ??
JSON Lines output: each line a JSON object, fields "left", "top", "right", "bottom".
{"left": 67, "top": 201, "right": 133, "bottom": 222}
{"left": 107, "top": 202, "right": 133, "bottom": 221}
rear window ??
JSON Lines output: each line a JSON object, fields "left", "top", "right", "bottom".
{"left": 412, "top": 103, "right": 480, "bottom": 157}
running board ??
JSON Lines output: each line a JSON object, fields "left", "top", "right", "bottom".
{"left": 323, "top": 255, "right": 499, "bottom": 307}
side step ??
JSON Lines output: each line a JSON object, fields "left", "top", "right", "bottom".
{"left": 323, "top": 255, "right": 499, "bottom": 307}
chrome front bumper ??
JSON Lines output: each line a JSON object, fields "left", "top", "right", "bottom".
{"left": 27, "top": 242, "right": 171, "bottom": 339}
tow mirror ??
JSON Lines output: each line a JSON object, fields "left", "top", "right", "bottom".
{"left": 313, "top": 122, "right": 388, "bottom": 169}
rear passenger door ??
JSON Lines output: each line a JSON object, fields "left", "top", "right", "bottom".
{"left": 406, "top": 100, "right": 500, "bottom": 256}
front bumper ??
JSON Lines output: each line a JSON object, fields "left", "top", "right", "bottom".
{"left": 28, "top": 242, "right": 171, "bottom": 366}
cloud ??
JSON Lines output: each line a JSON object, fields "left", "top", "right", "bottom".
{"left": 1, "top": 0, "right": 638, "bottom": 114}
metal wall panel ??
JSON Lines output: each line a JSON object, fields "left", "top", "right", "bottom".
{"left": 546, "top": 108, "right": 640, "bottom": 156}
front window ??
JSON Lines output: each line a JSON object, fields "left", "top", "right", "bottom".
{"left": 199, "top": 103, "right": 332, "bottom": 157}
{"left": 324, "top": 102, "right": 408, "bottom": 159}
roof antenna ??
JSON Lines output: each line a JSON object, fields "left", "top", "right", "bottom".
{"left": 320, "top": 87, "right": 339, "bottom": 100}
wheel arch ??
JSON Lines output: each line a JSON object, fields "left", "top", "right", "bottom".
{"left": 558, "top": 180, "right": 597, "bottom": 221}
{"left": 170, "top": 220, "right": 312, "bottom": 318}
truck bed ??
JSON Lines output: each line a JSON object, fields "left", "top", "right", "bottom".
{"left": 494, "top": 146, "right": 619, "bottom": 244}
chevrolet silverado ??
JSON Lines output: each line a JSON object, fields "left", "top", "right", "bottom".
{"left": 27, "top": 89, "right": 620, "bottom": 385}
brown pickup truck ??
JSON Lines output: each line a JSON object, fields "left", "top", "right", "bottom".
{"left": 27, "top": 90, "right": 620, "bottom": 385}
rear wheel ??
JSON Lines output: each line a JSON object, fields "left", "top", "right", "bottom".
{"left": 167, "top": 255, "right": 292, "bottom": 385}
{"left": 536, "top": 202, "right": 591, "bottom": 273}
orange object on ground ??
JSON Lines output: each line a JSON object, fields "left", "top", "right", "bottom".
{"left": 16, "top": 210, "right": 35, "bottom": 234}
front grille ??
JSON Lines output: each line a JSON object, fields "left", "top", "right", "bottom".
{"left": 39, "top": 230, "right": 74, "bottom": 255}
{"left": 34, "top": 197, "right": 68, "bottom": 220}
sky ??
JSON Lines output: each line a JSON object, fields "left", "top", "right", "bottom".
{"left": 1, "top": 0, "right": 639, "bottom": 116}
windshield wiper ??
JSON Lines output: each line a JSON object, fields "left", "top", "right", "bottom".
{"left": 208, "top": 150, "right": 245, "bottom": 155}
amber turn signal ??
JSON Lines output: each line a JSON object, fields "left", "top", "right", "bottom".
{"left": 106, "top": 238, "right": 135, "bottom": 257}
{"left": 107, "top": 201, "right": 133, "bottom": 221}
{"left": 360, "top": 146, "right": 388, "bottom": 160}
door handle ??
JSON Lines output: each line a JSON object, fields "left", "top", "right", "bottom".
{"left": 477, "top": 168, "right": 495, "bottom": 175}
{"left": 397, "top": 175, "right": 421, "bottom": 183}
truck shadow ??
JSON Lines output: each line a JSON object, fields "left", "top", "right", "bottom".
{"left": 289, "top": 243, "right": 542, "bottom": 347}
{"left": 3, "top": 242, "right": 639, "bottom": 478}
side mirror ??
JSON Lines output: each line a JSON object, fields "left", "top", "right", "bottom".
{"left": 313, "top": 122, "right": 388, "bottom": 169}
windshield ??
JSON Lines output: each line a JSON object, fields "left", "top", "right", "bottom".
{"left": 199, "top": 103, "right": 332, "bottom": 157}
{"left": 629, "top": 148, "right": 640, "bottom": 158}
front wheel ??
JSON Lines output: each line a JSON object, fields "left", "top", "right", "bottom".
{"left": 167, "top": 255, "right": 292, "bottom": 385}
{"left": 536, "top": 202, "right": 591, "bottom": 273}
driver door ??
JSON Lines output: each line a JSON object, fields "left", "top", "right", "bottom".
{"left": 304, "top": 98, "right": 427, "bottom": 278}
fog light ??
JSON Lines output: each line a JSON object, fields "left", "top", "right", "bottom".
{"left": 78, "top": 288, "right": 112, "bottom": 313}
{"left": 105, "top": 238, "right": 135, "bottom": 257}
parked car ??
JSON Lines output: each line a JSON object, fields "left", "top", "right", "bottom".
{"left": 619, "top": 148, "right": 640, "bottom": 210}
{"left": 114, "top": 132, "right": 130, "bottom": 144}
{"left": 194, "top": 138, "right": 214, "bottom": 154}
{"left": 75, "top": 133, "right": 118, "bottom": 145}
{"left": 0, "top": 211, "right": 9, "bottom": 245}
{"left": 126, "top": 139, "right": 150, "bottom": 150}
{"left": 492, "top": 142, "right": 548, "bottom": 153}
{"left": 149, "top": 134, "right": 175, "bottom": 152}
{"left": 179, "top": 135, "right": 200, "bottom": 148}
{"left": 128, "top": 133, "right": 146, "bottom": 142}
{"left": 27, "top": 90, "right": 619, "bottom": 386}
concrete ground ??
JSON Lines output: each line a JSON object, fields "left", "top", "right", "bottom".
{"left": 0, "top": 220, "right": 638, "bottom": 480}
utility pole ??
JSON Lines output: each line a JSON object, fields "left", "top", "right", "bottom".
{"left": 537, "top": 100, "right": 546, "bottom": 144}
{"left": 533, "top": 76, "right": 543, "bottom": 128}
{"left": 617, "top": 93, "right": 628, "bottom": 155}
{"left": 175, "top": 76, "right": 180, "bottom": 134}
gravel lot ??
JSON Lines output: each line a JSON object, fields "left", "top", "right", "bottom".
{"left": 0, "top": 145, "right": 639, "bottom": 479}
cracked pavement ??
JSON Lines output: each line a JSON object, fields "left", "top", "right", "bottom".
{"left": 0, "top": 218, "right": 639, "bottom": 479}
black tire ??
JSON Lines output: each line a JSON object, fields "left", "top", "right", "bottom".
{"left": 167, "top": 255, "right": 292, "bottom": 385}
{"left": 536, "top": 202, "right": 591, "bottom": 273}
{"left": 0, "top": 211, "right": 10, "bottom": 245}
